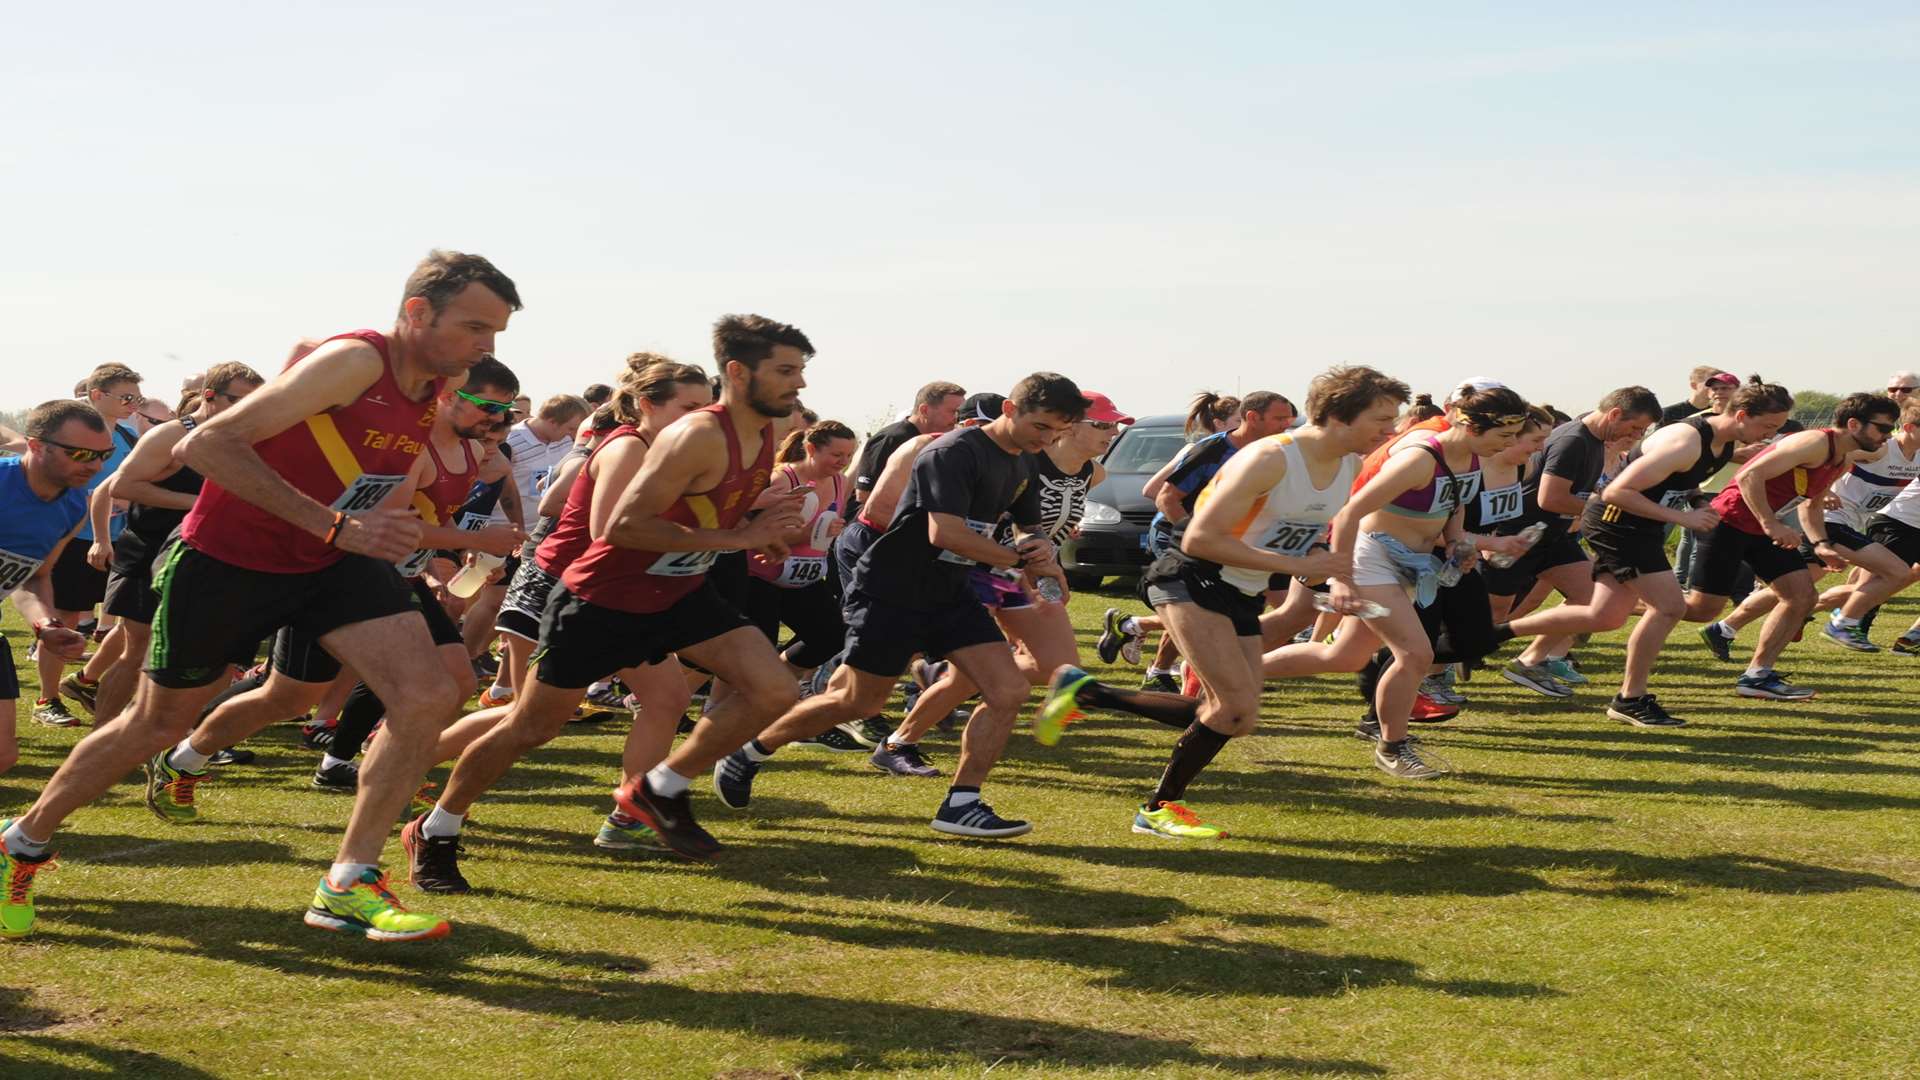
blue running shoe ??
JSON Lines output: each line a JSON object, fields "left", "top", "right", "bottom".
{"left": 713, "top": 748, "right": 761, "bottom": 809}
{"left": 1735, "top": 671, "right": 1815, "bottom": 700}
{"left": 930, "top": 797, "right": 1032, "bottom": 838}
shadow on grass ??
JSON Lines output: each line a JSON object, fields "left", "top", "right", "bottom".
{"left": 31, "top": 898, "right": 1382, "bottom": 1075}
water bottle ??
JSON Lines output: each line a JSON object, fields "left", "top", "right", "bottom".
{"left": 448, "top": 552, "right": 505, "bottom": 598}
{"left": 1312, "top": 592, "right": 1392, "bottom": 620}
{"left": 1034, "top": 576, "right": 1064, "bottom": 604}
{"left": 1486, "top": 521, "right": 1548, "bottom": 569}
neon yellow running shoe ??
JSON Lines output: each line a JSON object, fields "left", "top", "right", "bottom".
{"left": 1131, "top": 800, "right": 1226, "bottom": 840}
{"left": 304, "top": 868, "right": 450, "bottom": 942}
{"left": 144, "top": 750, "right": 206, "bottom": 824}
{"left": 0, "top": 821, "right": 56, "bottom": 939}
{"left": 1035, "top": 666, "right": 1093, "bottom": 746}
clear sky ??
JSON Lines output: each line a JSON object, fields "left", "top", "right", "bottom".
{"left": 6, "top": 3, "right": 1917, "bottom": 429}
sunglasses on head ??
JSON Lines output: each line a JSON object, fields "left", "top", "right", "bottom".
{"left": 455, "top": 388, "right": 515, "bottom": 415}
{"left": 41, "top": 437, "right": 111, "bottom": 463}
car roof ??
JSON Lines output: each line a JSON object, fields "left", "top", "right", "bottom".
{"left": 1123, "top": 415, "right": 1186, "bottom": 429}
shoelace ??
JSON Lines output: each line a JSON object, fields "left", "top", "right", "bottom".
{"left": 7, "top": 856, "right": 55, "bottom": 903}
{"left": 170, "top": 773, "right": 203, "bottom": 805}
{"left": 1161, "top": 802, "right": 1204, "bottom": 827}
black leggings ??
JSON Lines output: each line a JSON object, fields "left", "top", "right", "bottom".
{"left": 1419, "top": 570, "right": 1513, "bottom": 668}
{"left": 747, "top": 577, "right": 847, "bottom": 669}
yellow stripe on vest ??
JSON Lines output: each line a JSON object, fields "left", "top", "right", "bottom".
{"left": 305, "top": 414, "right": 366, "bottom": 488}
{"left": 685, "top": 494, "right": 720, "bottom": 530}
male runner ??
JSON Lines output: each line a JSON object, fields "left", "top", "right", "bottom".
{"left": 1580, "top": 380, "right": 1793, "bottom": 725}
{"left": 1042, "top": 367, "right": 1406, "bottom": 837}
{"left": 0, "top": 403, "right": 110, "bottom": 796}
{"left": 0, "top": 249, "right": 519, "bottom": 942}
{"left": 709, "top": 374, "right": 1085, "bottom": 839}
{"left": 846, "top": 380, "right": 964, "bottom": 521}
{"left": 1687, "top": 392, "right": 1899, "bottom": 699}
{"left": 403, "top": 314, "right": 813, "bottom": 881}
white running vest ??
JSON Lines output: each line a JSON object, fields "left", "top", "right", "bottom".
{"left": 1833, "top": 439, "right": 1920, "bottom": 532}
{"left": 1209, "top": 434, "right": 1358, "bottom": 596}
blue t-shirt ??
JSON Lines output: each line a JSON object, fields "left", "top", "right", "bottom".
{"left": 75, "top": 423, "right": 138, "bottom": 543}
{"left": 0, "top": 457, "right": 90, "bottom": 592}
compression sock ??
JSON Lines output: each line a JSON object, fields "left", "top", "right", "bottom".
{"left": 328, "top": 682, "right": 385, "bottom": 761}
{"left": 1150, "top": 722, "right": 1232, "bottom": 807}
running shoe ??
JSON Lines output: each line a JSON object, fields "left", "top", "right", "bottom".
{"left": 400, "top": 813, "right": 470, "bottom": 894}
{"left": 1606, "top": 694, "right": 1686, "bottom": 727}
{"left": 1180, "top": 664, "right": 1202, "bottom": 698}
{"left": 299, "top": 721, "right": 337, "bottom": 751}
{"left": 57, "top": 673, "right": 98, "bottom": 713}
{"left": 1035, "top": 666, "right": 1092, "bottom": 746}
{"left": 856, "top": 716, "right": 894, "bottom": 747}
{"left": 1354, "top": 717, "right": 1383, "bottom": 741}
{"left": 478, "top": 684, "right": 514, "bottom": 708}
{"left": 1820, "top": 619, "right": 1878, "bottom": 653}
{"left": 1542, "top": 657, "right": 1588, "bottom": 686}
{"left": 930, "top": 797, "right": 1032, "bottom": 838}
{"left": 712, "top": 748, "right": 761, "bottom": 809}
{"left": 471, "top": 651, "right": 500, "bottom": 677}
{"left": 1698, "top": 623, "right": 1736, "bottom": 663}
{"left": 612, "top": 779, "right": 721, "bottom": 860}
{"left": 304, "top": 867, "right": 450, "bottom": 942}
{"left": 1131, "top": 800, "right": 1225, "bottom": 840}
{"left": 1373, "top": 739, "right": 1442, "bottom": 779}
{"left": 209, "top": 748, "right": 255, "bottom": 766}
{"left": 32, "top": 698, "right": 79, "bottom": 728}
{"left": 144, "top": 750, "right": 206, "bottom": 824}
{"left": 1098, "top": 609, "right": 1142, "bottom": 666}
{"left": 1500, "top": 661, "right": 1573, "bottom": 698}
{"left": 584, "top": 682, "right": 628, "bottom": 710}
{"left": 311, "top": 760, "right": 360, "bottom": 792}
{"left": 1892, "top": 633, "right": 1920, "bottom": 656}
{"left": 1141, "top": 672, "right": 1180, "bottom": 695}
{"left": 870, "top": 740, "right": 940, "bottom": 777}
{"left": 1408, "top": 694, "right": 1459, "bottom": 723}
{"left": 1417, "top": 675, "right": 1465, "bottom": 708}
{"left": 593, "top": 814, "right": 664, "bottom": 851}
{"left": 0, "top": 822, "right": 54, "bottom": 939}
{"left": 800, "top": 724, "right": 868, "bottom": 752}
{"left": 1735, "top": 671, "right": 1816, "bottom": 701}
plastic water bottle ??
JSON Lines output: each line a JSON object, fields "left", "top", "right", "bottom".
{"left": 448, "top": 552, "right": 505, "bottom": 598}
{"left": 1034, "top": 576, "right": 1064, "bottom": 604}
{"left": 1486, "top": 522, "right": 1548, "bottom": 569}
{"left": 1313, "top": 592, "right": 1392, "bottom": 620}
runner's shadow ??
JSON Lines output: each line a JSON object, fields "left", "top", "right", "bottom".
{"left": 56, "top": 833, "right": 297, "bottom": 868}
{"left": 0, "top": 1035, "right": 219, "bottom": 1079}
{"left": 1466, "top": 769, "right": 1920, "bottom": 811}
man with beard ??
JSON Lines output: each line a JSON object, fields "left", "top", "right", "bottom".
{"left": 403, "top": 315, "right": 813, "bottom": 880}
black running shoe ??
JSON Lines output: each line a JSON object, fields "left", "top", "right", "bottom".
{"left": 472, "top": 652, "right": 500, "bottom": 677}
{"left": 1141, "top": 672, "right": 1179, "bottom": 695}
{"left": 800, "top": 726, "right": 867, "bottom": 752}
{"left": 400, "top": 814, "right": 470, "bottom": 893}
{"left": 311, "top": 760, "right": 360, "bottom": 792}
{"left": 1097, "top": 608, "right": 1127, "bottom": 665}
{"left": 1606, "top": 694, "right": 1686, "bottom": 727}
{"left": 300, "top": 722, "right": 337, "bottom": 751}
{"left": 871, "top": 740, "right": 940, "bottom": 777}
{"left": 1698, "top": 623, "right": 1735, "bottom": 663}
{"left": 209, "top": 748, "right": 255, "bottom": 766}
{"left": 712, "top": 749, "right": 761, "bottom": 809}
{"left": 1353, "top": 717, "right": 1382, "bottom": 741}
{"left": 613, "top": 779, "right": 721, "bottom": 860}
{"left": 930, "top": 797, "right": 1032, "bottom": 838}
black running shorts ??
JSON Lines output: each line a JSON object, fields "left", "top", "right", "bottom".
{"left": 0, "top": 640, "right": 17, "bottom": 701}
{"left": 496, "top": 558, "right": 559, "bottom": 642}
{"left": 102, "top": 566, "right": 159, "bottom": 624}
{"left": 1481, "top": 531, "right": 1589, "bottom": 597}
{"left": 1142, "top": 551, "right": 1264, "bottom": 638}
{"left": 533, "top": 582, "right": 749, "bottom": 689}
{"left": 50, "top": 540, "right": 108, "bottom": 612}
{"left": 1797, "top": 519, "right": 1873, "bottom": 563}
{"left": 146, "top": 542, "right": 416, "bottom": 689}
{"left": 1688, "top": 521, "right": 1808, "bottom": 597}
{"left": 270, "top": 576, "right": 464, "bottom": 684}
{"left": 1584, "top": 525, "right": 1672, "bottom": 584}
{"left": 1868, "top": 515, "right": 1920, "bottom": 566}
{"left": 841, "top": 586, "right": 1005, "bottom": 678}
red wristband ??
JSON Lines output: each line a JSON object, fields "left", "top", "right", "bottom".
{"left": 323, "top": 511, "right": 346, "bottom": 547}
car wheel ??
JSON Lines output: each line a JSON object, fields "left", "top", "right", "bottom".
{"left": 1065, "top": 571, "right": 1103, "bottom": 591}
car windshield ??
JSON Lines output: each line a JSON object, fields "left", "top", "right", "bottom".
{"left": 1103, "top": 427, "right": 1191, "bottom": 474}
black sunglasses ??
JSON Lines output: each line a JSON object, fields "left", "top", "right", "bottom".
{"left": 1866, "top": 420, "right": 1897, "bottom": 436}
{"left": 40, "top": 437, "right": 112, "bottom": 463}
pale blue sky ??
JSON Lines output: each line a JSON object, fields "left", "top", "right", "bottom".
{"left": 6, "top": 3, "right": 1917, "bottom": 428}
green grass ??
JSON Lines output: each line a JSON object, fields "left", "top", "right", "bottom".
{"left": 4, "top": 585, "right": 1920, "bottom": 1078}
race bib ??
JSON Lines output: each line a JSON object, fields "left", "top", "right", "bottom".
{"left": 1259, "top": 521, "right": 1327, "bottom": 557}
{"left": 396, "top": 549, "right": 433, "bottom": 579}
{"left": 1434, "top": 474, "right": 1481, "bottom": 515}
{"left": 773, "top": 555, "right": 829, "bottom": 588}
{"left": 1864, "top": 491, "right": 1897, "bottom": 512}
{"left": 647, "top": 549, "right": 721, "bottom": 578}
{"left": 936, "top": 517, "right": 997, "bottom": 566}
{"left": 0, "top": 547, "right": 45, "bottom": 593}
{"left": 330, "top": 473, "right": 409, "bottom": 513}
{"left": 1479, "top": 484, "right": 1524, "bottom": 525}
{"left": 1776, "top": 495, "right": 1806, "bottom": 517}
{"left": 1660, "top": 490, "right": 1693, "bottom": 511}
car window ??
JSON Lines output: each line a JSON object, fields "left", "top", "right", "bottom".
{"left": 1103, "top": 427, "right": 1189, "bottom": 474}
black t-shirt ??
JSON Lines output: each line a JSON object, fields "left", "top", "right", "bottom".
{"left": 1659, "top": 399, "right": 1709, "bottom": 428}
{"left": 846, "top": 419, "right": 921, "bottom": 519}
{"left": 854, "top": 426, "right": 1040, "bottom": 608}
{"left": 1513, "top": 418, "right": 1607, "bottom": 537}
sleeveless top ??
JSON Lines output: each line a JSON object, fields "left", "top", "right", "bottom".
{"left": 562, "top": 404, "right": 775, "bottom": 613}
{"left": 181, "top": 330, "right": 444, "bottom": 573}
{"left": 1588, "top": 416, "right": 1731, "bottom": 534}
{"left": 397, "top": 437, "right": 479, "bottom": 579}
{"left": 748, "top": 466, "right": 847, "bottom": 589}
{"left": 1193, "top": 432, "right": 1358, "bottom": 596}
{"left": 1382, "top": 436, "right": 1481, "bottom": 520}
{"left": 112, "top": 416, "right": 202, "bottom": 576}
{"left": 1465, "top": 461, "right": 1527, "bottom": 534}
{"left": 1830, "top": 437, "right": 1920, "bottom": 532}
{"left": 0, "top": 457, "right": 89, "bottom": 592}
{"left": 1712, "top": 429, "right": 1845, "bottom": 536}
{"left": 534, "top": 426, "right": 643, "bottom": 575}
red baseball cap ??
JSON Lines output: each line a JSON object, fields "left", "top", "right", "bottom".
{"left": 1081, "top": 391, "right": 1134, "bottom": 425}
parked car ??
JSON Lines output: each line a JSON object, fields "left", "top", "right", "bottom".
{"left": 1059, "top": 414, "right": 1191, "bottom": 587}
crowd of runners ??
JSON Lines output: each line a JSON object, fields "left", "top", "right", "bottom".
{"left": 2, "top": 250, "right": 1915, "bottom": 943}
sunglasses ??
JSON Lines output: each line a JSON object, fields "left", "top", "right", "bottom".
{"left": 97, "top": 391, "right": 142, "bottom": 405}
{"left": 1890, "top": 386, "right": 1917, "bottom": 394}
{"left": 41, "top": 437, "right": 112, "bottom": 463}
{"left": 1866, "top": 420, "right": 1897, "bottom": 436}
{"left": 1080, "top": 420, "right": 1117, "bottom": 431}
{"left": 455, "top": 388, "right": 515, "bottom": 415}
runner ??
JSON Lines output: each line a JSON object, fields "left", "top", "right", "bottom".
{"left": 708, "top": 374, "right": 1085, "bottom": 839}
{"left": 1578, "top": 379, "right": 1793, "bottom": 725}
{"left": 746, "top": 421, "right": 855, "bottom": 677}
{"left": 59, "top": 363, "right": 264, "bottom": 726}
{"left": 846, "top": 380, "right": 964, "bottom": 521}
{"left": 405, "top": 314, "right": 812, "bottom": 880}
{"left": 0, "top": 403, "right": 110, "bottom": 796}
{"left": 0, "top": 249, "right": 520, "bottom": 942}
{"left": 1686, "top": 392, "right": 1899, "bottom": 700}
{"left": 1040, "top": 367, "right": 1406, "bottom": 837}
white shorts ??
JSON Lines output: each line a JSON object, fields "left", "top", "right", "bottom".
{"left": 1352, "top": 531, "right": 1410, "bottom": 590}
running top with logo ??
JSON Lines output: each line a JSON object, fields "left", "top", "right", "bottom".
{"left": 1506, "top": 417, "right": 1608, "bottom": 539}
{"left": 749, "top": 467, "right": 847, "bottom": 589}
{"left": 1190, "top": 432, "right": 1357, "bottom": 595}
{"left": 1380, "top": 436, "right": 1481, "bottom": 521}
{"left": 397, "top": 437, "right": 480, "bottom": 578}
{"left": 1710, "top": 430, "right": 1846, "bottom": 535}
{"left": 485, "top": 421, "right": 575, "bottom": 525}
{"left": 560, "top": 406, "right": 773, "bottom": 613}
{"left": 991, "top": 452, "right": 1094, "bottom": 547}
{"left": 535, "top": 427, "right": 643, "bottom": 574}
{"left": 180, "top": 330, "right": 443, "bottom": 573}
{"left": 1826, "top": 438, "right": 1920, "bottom": 533}
{"left": 110, "top": 417, "right": 201, "bottom": 579}
{"left": 76, "top": 422, "right": 139, "bottom": 543}
{"left": 1585, "top": 416, "right": 1731, "bottom": 535}
{"left": 0, "top": 457, "right": 89, "bottom": 593}
{"left": 853, "top": 426, "right": 1040, "bottom": 609}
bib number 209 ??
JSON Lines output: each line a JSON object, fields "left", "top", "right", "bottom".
{"left": 648, "top": 550, "right": 720, "bottom": 578}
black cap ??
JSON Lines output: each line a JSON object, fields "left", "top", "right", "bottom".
{"left": 960, "top": 392, "right": 1007, "bottom": 424}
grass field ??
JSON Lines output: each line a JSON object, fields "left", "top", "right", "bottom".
{"left": 3, "top": 583, "right": 1919, "bottom": 1078}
